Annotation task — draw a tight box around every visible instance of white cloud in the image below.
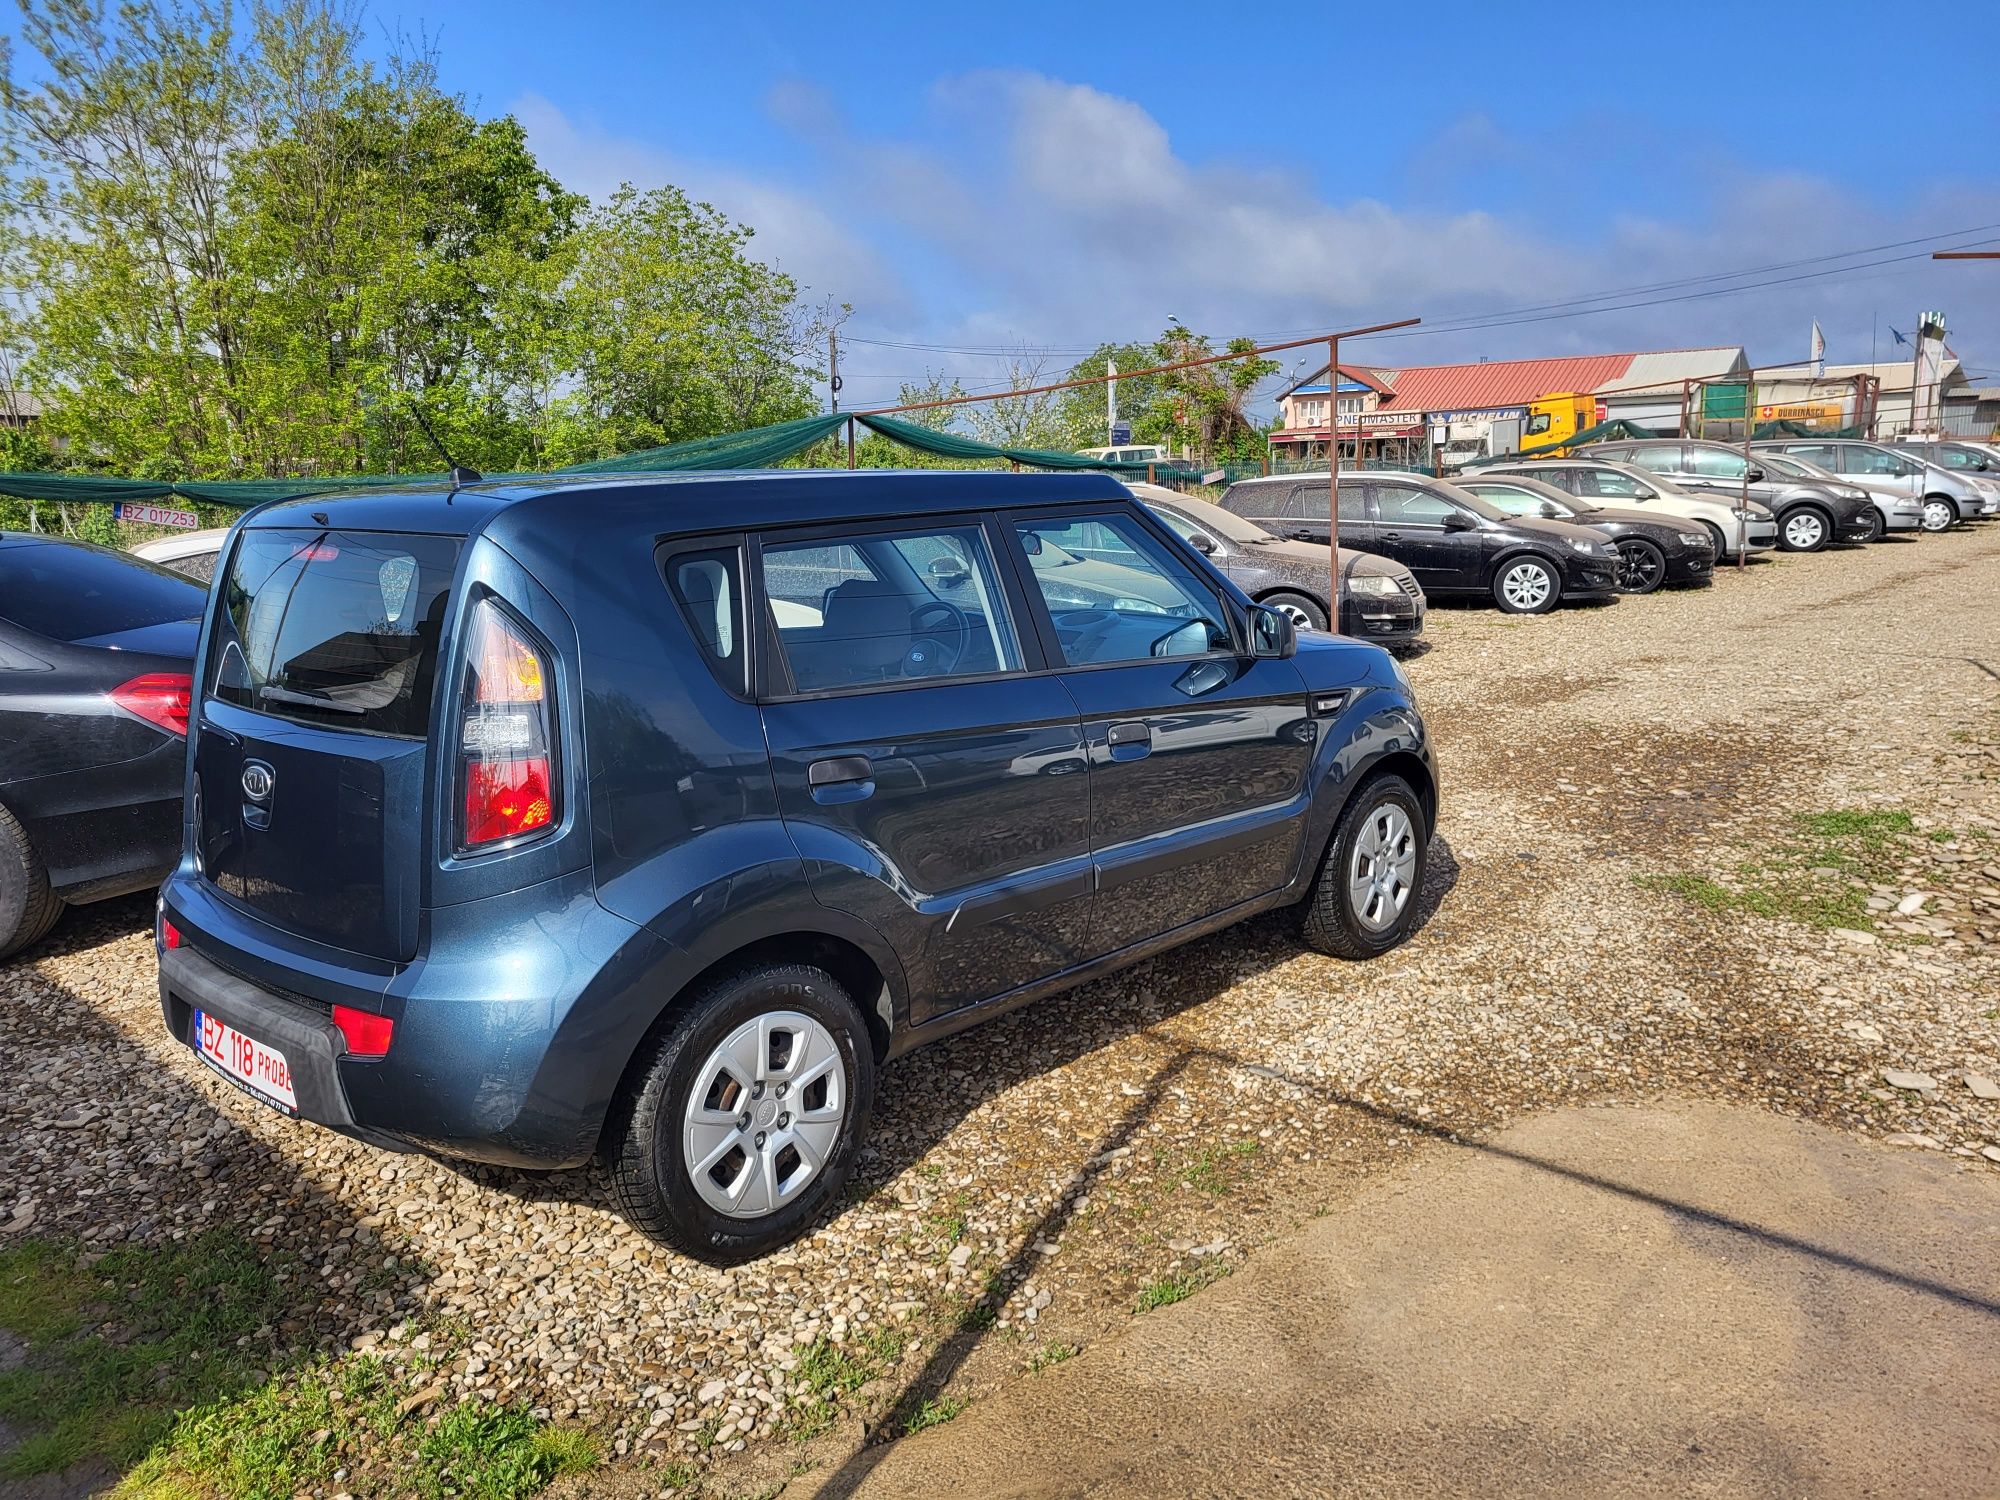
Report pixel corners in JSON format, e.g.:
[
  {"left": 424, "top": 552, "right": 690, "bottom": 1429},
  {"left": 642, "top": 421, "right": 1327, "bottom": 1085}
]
[
  {"left": 508, "top": 76, "right": 2000, "bottom": 404},
  {"left": 510, "top": 92, "right": 907, "bottom": 318}
]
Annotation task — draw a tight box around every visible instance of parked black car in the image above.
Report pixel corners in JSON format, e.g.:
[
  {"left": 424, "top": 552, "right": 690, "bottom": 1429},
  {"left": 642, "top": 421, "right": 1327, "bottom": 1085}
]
[
  {"left": 1129, "top": 485, "right": 1425, "bottom": 644},
  {"left": 1585, "top": 438, "right": 1876, "bottom": 551},
  {"left": 156, "top": 471, "right": 1436, "bottom": 1261},
  {"left": 1454, "top": 473, "right": 1714, "bottom": 593},
  {"left": 1215, "top": 471, "right": 1621, "bottom": 614},
  {"left": 0, "top": 533, "right": 204, "bottom": 957}
]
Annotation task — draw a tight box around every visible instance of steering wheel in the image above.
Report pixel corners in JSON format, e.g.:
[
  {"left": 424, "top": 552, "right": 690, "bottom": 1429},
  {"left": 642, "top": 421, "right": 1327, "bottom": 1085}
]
[{"left": 906, "top": 599, "right": 970, "bottom": 677}]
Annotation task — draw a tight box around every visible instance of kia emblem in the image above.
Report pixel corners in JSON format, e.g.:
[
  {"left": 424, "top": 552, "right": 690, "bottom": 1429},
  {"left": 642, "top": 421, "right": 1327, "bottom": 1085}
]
[{"left": 241, "top": 761, "right": 275, "bottom": 802}]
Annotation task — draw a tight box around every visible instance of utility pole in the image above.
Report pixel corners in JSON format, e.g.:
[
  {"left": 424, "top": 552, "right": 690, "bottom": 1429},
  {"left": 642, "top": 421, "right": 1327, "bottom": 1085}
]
[
  {"left": 1738, "top": 374, "right": 1756, "bottom": 571},
  {"left": 828, "top": 330, "right": 841, "bottom": 413},
  {"left": 1327, "top": 339, "right": 1342, "bottom": 634},
  {"left": 1107, "top": 357, "right": 1117, "bottom": 446}
]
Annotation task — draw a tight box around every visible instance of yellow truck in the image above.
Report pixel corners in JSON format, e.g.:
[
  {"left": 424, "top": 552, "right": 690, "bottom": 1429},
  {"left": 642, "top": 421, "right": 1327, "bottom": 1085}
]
[{"left": 1520, "top": 392, "right": 1596, "bottom": 453}]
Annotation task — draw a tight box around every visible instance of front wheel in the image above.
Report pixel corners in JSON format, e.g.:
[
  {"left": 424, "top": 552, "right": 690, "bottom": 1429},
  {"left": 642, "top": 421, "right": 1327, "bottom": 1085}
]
[
  {"left": 1301, "top": 774, "right": 1430, "bottom": 959},
  {"left": 1261, "top": 590, "right": 1328, "bottom": 633},
  {"left": 1612, "top": 537, "right": 1666, "bottom": 594},
  {"left": 1779, "top": 507, "right": 1830, "bottom": 552},
  {"left": 607, "top": 963, "right": 874, "bottom": 1264},
  {"left": 1854, "top": 507, "right": 1885, "bottom": 543},
  {"left": 1920, "top": 497, "right": 1957, "bottom": 532},
  {"left": 1492, "top": 556, "right": 1560, "bottom": 614}
]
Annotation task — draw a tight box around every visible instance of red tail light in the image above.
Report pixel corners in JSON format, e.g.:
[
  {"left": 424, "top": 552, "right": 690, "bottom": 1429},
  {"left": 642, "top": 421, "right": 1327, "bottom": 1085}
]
[
  {"left": 457, "top": 600, "right": 558, "bottom": 851},
  {"left": 332, "top": 1004, "right": 394, "bottom": 1059},
  {"left": 463, "top": 757, "right": 554, "bottom": 844},
  {"left": 159, "top": 917, "right": 181, "bottom": 950},
  {"left": 110, "top": 672, "right": 193, "bottom": 737}
]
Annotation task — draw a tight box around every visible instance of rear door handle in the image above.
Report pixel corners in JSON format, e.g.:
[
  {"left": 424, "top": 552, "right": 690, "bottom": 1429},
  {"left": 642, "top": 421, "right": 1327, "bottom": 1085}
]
[
  {"left": 807, "top": 755, "right": 875, "bottom": 803},
  {"left": 1106, "top": 720, "right": 1152, "bottom": 761}
]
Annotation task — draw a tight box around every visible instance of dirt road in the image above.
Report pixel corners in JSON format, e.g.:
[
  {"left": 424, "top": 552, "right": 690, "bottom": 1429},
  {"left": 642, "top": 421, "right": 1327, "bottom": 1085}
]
[{"left": 828, "top": 1102, "right": 2000, "bottom": 1499}]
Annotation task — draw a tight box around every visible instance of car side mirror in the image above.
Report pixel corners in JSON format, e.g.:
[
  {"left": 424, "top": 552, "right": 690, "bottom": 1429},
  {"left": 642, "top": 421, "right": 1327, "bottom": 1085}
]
[
  {"left": 1188, "top": 532, "right": 1216, "bottom": 555},
  {"left": 1248, "top": 603, "right": 1297, "bottom": 658},
  {"left": 1442, "top": 511, "right": 1475, "bottom": 531},
  {"left": 1745, "top": 466, "right": 1765, "bottom": 483},
  {"left": 928, "top": 554, "right": 969, "bottom": 584}
]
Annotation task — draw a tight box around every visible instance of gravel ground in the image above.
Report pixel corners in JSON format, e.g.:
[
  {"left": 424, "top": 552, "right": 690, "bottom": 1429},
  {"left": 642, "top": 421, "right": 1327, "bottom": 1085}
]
[{"left": 4, "top": 523, "right": 1998, "bottom": 1498}]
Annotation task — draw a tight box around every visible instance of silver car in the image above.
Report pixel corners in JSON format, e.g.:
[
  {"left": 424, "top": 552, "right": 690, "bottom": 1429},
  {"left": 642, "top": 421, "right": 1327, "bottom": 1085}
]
[
  {"left": 1747, "top": 449, "right": 1922, "bottom": 538},
  {"left": 1896, "top": 441, "right": 2000, "bottom": 521},
  {"left": 1754, "top": 438, "right": 1998, "bottom": 531},
  {"left": 1478, "top": 456, "right": 1778, "bottom": 561}
]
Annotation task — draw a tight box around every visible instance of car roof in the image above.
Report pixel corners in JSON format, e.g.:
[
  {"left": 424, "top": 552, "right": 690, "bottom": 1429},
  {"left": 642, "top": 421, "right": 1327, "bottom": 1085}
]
[
  {"left": 239, "top": 468, "right": 1138, "bottom": 543},
  {"left": 1459, "top": 472, "right": 1575, "bottom": 500}
]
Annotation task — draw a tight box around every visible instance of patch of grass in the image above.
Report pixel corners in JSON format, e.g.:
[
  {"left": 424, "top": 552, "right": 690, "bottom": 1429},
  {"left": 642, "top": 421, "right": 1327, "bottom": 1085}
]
[
  {"left": 1133, "top": 1262, "right": 1228, "bottom": 1314},
  {"left": 0, "top": 1229, "right": 299, "bottom": 1479},
  {"left": 902, "top": 1395, "right": 968, "bottom": 1434},
  {"left": 411, "top": 1402, "right": 600, "bottom": 1500},
  {"left": 1028, "top": 1342, "right": 1078, "bottom": 1373},
  {"left": 1635, "top": 807, "right": 1928, "bottom": 933},
  {"left": 1176, "top": 1139, "right": 1261, "bottom": 1195},
  {"left": 782, "top": 1328, "right": 908, "bottom": 1442}
]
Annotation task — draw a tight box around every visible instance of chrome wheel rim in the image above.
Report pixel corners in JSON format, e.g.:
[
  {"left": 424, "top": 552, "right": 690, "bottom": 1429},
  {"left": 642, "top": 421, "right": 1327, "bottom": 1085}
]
[
  {"left": 1501, "top": 562, "right": 1552, "bottom": 611},
  {"left": 1783, "top": 513, "right": 1824, "bottom": 549},
  {"left": 1614, "top": 541, "right": 1662, "bottom": 592},
  {"left": 683, "top": 1010, "right": 845, "bottom": 1219},
  {"left": 1272, "top": 599, "right": 1317, "bottom": 630},
  {"left": 1348, "top": 802, "right": 1418, "bottom": 932},
  {"left": 1921, "top": 500, "right": 1952, "bottom": 531}
]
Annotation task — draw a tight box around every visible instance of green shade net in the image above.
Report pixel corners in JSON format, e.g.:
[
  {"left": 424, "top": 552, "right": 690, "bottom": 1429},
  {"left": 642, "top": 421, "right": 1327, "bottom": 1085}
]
[
  {"left": 0, "top": 407, "right": 1171, "bottom": 511},
  {"left": 1457, "top": 417, "right": 1656, "bottom": 470}
]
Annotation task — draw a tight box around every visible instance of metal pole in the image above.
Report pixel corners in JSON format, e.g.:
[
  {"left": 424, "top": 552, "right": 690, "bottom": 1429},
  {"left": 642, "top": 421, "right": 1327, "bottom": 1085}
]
[
  {"left": 1737, "top": 374, "right": 1755, "bottom": 570},
  {"left": 1328, "top": 337, "right": 1341, "bottom": 635},
  {"left": 829, "top": 330, "right": 840, "bottom": 413},
  {"left": 1107, "top": 358, "right": 1117, "bottom": 446},
  {"left": 846, "top": 416, "right": 856, "bottom": 470}
]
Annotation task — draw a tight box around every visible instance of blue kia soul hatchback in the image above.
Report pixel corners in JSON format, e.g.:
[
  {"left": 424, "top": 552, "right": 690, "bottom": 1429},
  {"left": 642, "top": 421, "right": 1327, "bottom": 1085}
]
[{"left": 158, "top": 470, "right": 1435, "bottom": 1262}]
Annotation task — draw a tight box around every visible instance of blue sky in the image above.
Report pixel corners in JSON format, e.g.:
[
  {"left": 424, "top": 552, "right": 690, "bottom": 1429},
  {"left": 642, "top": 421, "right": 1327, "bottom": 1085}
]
[{"left": 29, "top": 1, "right": 2000, "bottom": 404}]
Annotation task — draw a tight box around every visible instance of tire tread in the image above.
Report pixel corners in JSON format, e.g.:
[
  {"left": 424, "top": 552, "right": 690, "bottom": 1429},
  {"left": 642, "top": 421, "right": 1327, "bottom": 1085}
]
[{"left": 0, "top": 802, "right": 64, "bottom": 961}]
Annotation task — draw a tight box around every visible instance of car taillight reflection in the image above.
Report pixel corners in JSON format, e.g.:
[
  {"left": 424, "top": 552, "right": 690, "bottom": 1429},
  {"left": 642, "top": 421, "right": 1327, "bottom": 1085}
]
[{"left": 109, "top": 672, "right": 193, "bottom": 737}]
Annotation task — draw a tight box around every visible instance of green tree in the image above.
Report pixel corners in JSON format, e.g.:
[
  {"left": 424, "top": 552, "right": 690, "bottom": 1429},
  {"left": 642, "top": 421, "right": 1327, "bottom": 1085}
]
[{"left": 540, "top": 184, "right": 841, "bottom": 466}]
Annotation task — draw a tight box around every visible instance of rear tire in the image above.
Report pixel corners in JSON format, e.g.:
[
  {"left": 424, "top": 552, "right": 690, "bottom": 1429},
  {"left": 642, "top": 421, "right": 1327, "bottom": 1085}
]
[
  {"left": 1612, "top": 537, "right": 1666, "bottom": 594},
  {"left": 1302, "top": 774, "right": 1430, "bottom": 960},
  {"left": 1262, "top": 590, "right": 1328, "bottom": 632},
  {"left": 0, "top": 803, "right": 63, "bottom": 962},
  {"left": 606, "top": 963, "right": 874, "bottom": 1264},
  {"left": 1491, "top": 556, "right": 1560, "bottom": 614}
]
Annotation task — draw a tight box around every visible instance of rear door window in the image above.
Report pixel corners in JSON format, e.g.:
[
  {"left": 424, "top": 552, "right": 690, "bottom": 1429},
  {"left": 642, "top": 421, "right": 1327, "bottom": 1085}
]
[
  {"left": 209, "top": 529, "right": 460, "bottom": 737},
  {"left": 1373, "top": 485, "right": 1457, "bottom": 525},
  {"left": 0, "top": 539, "right": 206, "bottom": 643},
  {"left": 1625, "top": 447, "right": 1686, "bottom": 476}
]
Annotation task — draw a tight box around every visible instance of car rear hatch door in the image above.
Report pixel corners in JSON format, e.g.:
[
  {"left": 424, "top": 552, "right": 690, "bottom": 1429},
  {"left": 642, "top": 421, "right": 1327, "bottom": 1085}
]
[{"left": 195, "top": 527, "right": 461, "bottom": 963}]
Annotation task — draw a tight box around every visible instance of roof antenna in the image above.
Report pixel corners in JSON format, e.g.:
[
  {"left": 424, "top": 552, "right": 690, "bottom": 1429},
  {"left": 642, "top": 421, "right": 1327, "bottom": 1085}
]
[{"left": 408, "top": 402, "right": 482, "bottom": 492}]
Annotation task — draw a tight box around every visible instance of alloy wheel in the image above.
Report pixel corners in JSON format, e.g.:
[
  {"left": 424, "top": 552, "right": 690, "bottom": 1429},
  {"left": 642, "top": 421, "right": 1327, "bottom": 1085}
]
[
  {"left": 682, "top": 1010, "right": 846, "bottom": 1218},
  {"left": 1613, "top": 540, "right": 1664, "bottom": 593},
  {"left": 1272, "top": 599, "right": 1316, "bottom": 629},
  {"left": 1499, "top": 561, "right": 1553, "bottom": 611},
  {"left": 1348, "top": 803, "right": 1418, "bottom": 932}
]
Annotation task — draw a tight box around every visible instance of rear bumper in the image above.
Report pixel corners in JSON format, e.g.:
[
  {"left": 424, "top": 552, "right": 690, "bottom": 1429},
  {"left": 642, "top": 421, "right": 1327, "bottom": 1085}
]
[
  {"left": 157, "top": 868, "right": 665, "bottom": 1171},
  {"left": 158, "top": 942, "right": 411, "bottom": 1154}
]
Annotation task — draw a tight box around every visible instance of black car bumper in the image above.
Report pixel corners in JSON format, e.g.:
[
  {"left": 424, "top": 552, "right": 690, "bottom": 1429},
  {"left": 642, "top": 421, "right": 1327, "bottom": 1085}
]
[
  {"left": 1340, "top": 596, "right": 1424, "bottom": 643},
  {"left": 1562, "top": 558, "right": 1621, "bottom": 599},
  {"left": 1665, "top": 550, "right": 1714, "bottom": 586}
]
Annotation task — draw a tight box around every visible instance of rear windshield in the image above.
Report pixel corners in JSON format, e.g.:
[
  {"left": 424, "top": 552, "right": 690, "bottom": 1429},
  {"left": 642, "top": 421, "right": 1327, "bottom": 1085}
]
[
  {"left": 0, "top": 538, "right": 206, "bottom": 643},
  {"left": 210, "top": 528, "right": 460, "bottom": 737}
]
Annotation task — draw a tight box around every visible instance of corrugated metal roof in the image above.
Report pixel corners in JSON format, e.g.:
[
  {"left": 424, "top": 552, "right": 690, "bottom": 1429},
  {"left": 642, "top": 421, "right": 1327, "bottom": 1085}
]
[
  {"left": 1364, "top": 353, "right": 1635, "bottom": 415},
  {"left": 1607, "top": 347, "right": 1746, "bottom": 397},
  {"left": 1758, "top": 358, "right": 1961, "bottom": 394}
]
